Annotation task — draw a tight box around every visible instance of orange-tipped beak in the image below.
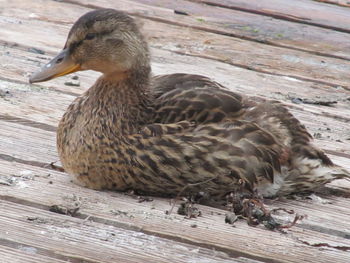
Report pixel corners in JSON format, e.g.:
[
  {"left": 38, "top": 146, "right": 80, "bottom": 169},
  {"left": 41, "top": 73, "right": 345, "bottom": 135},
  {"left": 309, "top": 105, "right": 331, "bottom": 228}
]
[{"left": 29, "top": 48, "right": 81, "bottom": 83}]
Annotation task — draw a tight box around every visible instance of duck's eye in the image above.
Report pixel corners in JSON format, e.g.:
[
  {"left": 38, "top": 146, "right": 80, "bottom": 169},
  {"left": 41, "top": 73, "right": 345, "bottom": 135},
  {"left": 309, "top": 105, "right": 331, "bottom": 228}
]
[{"left": 85, "top": 33, "right": 96, "bottom": 40}]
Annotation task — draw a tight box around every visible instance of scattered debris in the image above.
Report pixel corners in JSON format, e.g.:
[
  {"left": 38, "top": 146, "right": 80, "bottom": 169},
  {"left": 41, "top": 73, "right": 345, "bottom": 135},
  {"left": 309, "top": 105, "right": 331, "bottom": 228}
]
[
  {"left": 297, "top": 238, "right": 350, "bottom": 251},
  {"left": 123, "top": 189, "right": 154, "bottom": 203},
  {"left": 137, "top": 196, "right": 154, "bottom": 203},
  {"left": 110, "top": 209, "right": 134, "bottom": 219},
  {"left": 225, "top": 212, "right": 238, "bottom": 225},
  {"left": 48, "top": 161, "right": 65, "bottom": 172},
  {"left": 304, "top": 193, "right": 333, "bottom": 204},
  {"left": 0, "top": 172, "right": 38, "bottom": 187},
  {"left": 17, "top": 181, "right": 29, "bottom": 189},
  {"left": 49, "top": 195, "right": 81, "bottom": 216},
  {"left": 28, "top": 47, "right": 45, "bottom": 55},
  {"left": 27, "top": 216, "right": 47, "bottom": 224},
  {"left": 124, "top": 189, "right": 136, "bottom": 196},
  {"left": 271, "top": 208, "right": 294, "bottom": 214},
  {"left": 0, "top": 175, "right": 15, "bottom": 186},
  {"left": 166, "top": 175, "right": 218, "bottom": 215},
  {"left": 177, "top": 200, "right": 202, "bottom": 219},
  {"left": 290, "top": 96, "right": 337, "bottom": 106},
  {"left": 313, "top": 132, "right": 322, "bottom": 139},
  {"left": 277, "top": 214, "right": 305, "bottom": 229},
  {"left": 0, "top": 89, "right": 10, "bottom": 99},
  {"left": 174, "top": 10, "right": 189, "bottom": 15},
  {"left": 27, "top": 216, "right": 38, "bottom": 221},
  {"left": 49, "top": 204, "right": 80, "bottom": 216},
  {"left": 110, "top": 209, "right": 129, "bottom": 216},
  {"left": 18, "top": 245, "right": 37, "bottom": 255},
  {"left": 226, "top": 192, "right": 305, "bottom": 230},
  {"left": 64, "top": 80, "right": 80, "bottom": 87}
]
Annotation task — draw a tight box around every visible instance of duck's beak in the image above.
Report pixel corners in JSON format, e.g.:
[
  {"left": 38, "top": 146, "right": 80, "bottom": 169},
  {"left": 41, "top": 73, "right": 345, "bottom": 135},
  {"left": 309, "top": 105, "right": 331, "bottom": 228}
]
[{"left": 29, "top": 48, "right": 81, "bottom": 84}]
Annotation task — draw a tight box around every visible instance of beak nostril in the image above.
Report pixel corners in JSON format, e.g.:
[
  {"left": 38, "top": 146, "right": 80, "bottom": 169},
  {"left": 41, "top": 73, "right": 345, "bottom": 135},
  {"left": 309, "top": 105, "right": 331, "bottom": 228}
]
[
  {"left": 56, "top": 57, "right": 64, "bottom": 64},
  {"left": 28, "top": 48, "right": 80, "bottom": 83}
]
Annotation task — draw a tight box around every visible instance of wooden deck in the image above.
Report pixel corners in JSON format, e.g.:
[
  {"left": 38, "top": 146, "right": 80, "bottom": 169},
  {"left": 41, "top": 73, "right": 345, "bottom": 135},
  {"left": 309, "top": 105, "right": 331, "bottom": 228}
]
[{"left": 1, "top": 0, "right": 350, "bottom": 262}]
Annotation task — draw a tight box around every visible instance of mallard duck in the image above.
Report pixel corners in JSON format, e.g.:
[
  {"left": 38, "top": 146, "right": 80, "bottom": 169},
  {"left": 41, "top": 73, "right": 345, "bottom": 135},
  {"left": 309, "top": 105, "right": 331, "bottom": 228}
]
[{"left": 29, "top": 9, "right": 349, "bottom": 199}]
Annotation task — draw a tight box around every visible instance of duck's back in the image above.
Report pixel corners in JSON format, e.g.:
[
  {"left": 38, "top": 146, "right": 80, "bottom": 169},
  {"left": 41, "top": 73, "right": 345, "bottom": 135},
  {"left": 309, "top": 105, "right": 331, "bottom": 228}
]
[
  {"left": 151, "top": 74, "right": 348, "bottom": 196},
  {"left": 152, "top": 74, "right": 245, "bottom": 124}
]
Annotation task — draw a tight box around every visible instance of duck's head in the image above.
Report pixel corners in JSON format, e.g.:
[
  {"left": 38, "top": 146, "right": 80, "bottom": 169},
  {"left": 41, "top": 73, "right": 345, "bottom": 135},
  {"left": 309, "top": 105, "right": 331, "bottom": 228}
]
[{"left": 29, "top": 9, "right": 150, "bottom": 83}]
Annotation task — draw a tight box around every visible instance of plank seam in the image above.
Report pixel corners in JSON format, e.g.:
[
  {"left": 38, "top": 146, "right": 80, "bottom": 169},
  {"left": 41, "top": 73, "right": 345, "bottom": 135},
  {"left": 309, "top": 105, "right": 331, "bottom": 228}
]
[
  {"left": 0, "top": 195, "right": 281, "bottom": 263},
  {"left": 0, "top": 115, "right": 57, "bottom": 132},
  {"left": 0, "top": 75, "right": 80, "bottom": 97},
  {"left": 3, "top": 38, "right": 350, "bottom": 93},
  {"left": 58, "top": 0, "right": 350, "bottom": 63},
  {"left": 0, "top": 238, "right": 100, "bottom": 263},
  {"left": 313, "top": 0, "right": 350, "bottom": 8},
  {"left": 169, "top": 50, "right": 350, "bottom": 91},
  {"left": 194, "top": 0, "right": 350, "bottom": 34},
  {"left": 0, "top": 153, "right": 57, "bottom": 171}
]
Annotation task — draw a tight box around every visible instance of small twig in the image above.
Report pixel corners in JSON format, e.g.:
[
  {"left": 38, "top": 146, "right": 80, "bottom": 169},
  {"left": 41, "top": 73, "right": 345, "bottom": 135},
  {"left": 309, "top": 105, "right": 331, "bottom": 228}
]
[
  {"left": 296, "top": 238, "right": 350, "bottom": 251},
  {"left": 167, "top": 175, "right": 218, "bottom": 215},
  {"left": 277, "top": 214, "right": 305, "bottom": 229},
  {"left": 45, "top": 161, "right": 65, "bottom": 172},
  {"left": 271, "top": 208, "right": 295, "bottom": 214},
  {"left": 174, "top": 10, "right": 189, "bottom": 15}
]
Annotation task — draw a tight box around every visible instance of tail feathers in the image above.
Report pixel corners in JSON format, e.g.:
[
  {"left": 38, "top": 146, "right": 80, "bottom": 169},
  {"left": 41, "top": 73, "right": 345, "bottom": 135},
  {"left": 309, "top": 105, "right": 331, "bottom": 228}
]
[
  {"left": 330, "top": 165, "right": 350, "bottom": 180},
  {"left": 257, "top": 158, "right": 350, "bottom": 197}
]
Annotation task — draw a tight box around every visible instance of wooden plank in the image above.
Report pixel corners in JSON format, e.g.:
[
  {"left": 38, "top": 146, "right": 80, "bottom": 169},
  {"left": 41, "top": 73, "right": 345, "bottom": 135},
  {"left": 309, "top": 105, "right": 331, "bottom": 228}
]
[
  {"left": 0, "top": 0, "right": 348, "bottom": 167},
  {"left": 5, "top": 0, "right": 350, "bottom": 62},
  {"left": 0, "top": 121, "right": 58, "bottom": 166},
  {"left": 0, "top": 117, "right": 349, "bottom": 226},
  {"left": 132, "top": 0, "right": 350, "bottom": 60},
  {"left": 0, "top": 244, "right": 67, "bottom": 263},
  {"left": 0, "top": 1, "right": 349, "bottom": 262},
  {"left": 2, "top": 25, "right": 350, "bottom": 123},
  {"left": 0, "top": 159, "right": 350, "bottom": 263},
  {"left": 3, "top": 0, "right": 350, "bottom": 88},
  {"left": 2, "top": 53, "right": 350, "bottom": 159},
  {"left": 0, "top": 200, "right": 248, "bottom": 263},
  {"left": 1, "top": 77, "right": 350, "bottom": 164},
  {"left": 2, "top": 42, "right": 350, "bottom": 121},
  {"left": 3, "top": 42, "right": 350, "bottom": 130},
  {"left": 1, "top": 102, "right": 349, "bottom": 175},
  {"left": 192, "top": 0, "right": 350, "bottom": 33},
  {"left": 313, "top": 0, "right": 350, "bottom": 7}
]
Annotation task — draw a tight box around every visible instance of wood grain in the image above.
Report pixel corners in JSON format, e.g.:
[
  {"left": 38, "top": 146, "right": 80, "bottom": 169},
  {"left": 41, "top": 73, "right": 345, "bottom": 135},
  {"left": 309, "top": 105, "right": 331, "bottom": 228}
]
[
  {"left": 0, "top": 200, "right": 244, "bottom": 263},
  {"left": 1, "top": 159, "right": 350, "bottom": 263},
  {"left": 1, "top": 0, "right": 350, "bottom": 262},
  {"left": 133, "top": 0, "right": 350, "bottom": 60},
  {"left": 192, "top": 0, "right": 350, "bottom": 32},
  {"left": 3, "top": 0, "right": 350, "bottom": 88}
]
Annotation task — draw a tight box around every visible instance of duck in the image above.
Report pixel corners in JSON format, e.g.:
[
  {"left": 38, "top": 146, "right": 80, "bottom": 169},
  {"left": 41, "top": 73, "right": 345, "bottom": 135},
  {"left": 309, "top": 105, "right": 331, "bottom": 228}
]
[{"left": 29, "top": 8, "right": 349, "bottom": 199}]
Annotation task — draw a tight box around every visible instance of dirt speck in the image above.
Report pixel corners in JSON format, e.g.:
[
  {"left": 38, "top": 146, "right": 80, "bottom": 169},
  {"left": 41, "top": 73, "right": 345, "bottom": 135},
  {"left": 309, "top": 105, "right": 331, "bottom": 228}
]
[{"left": 49, "top": 204, "right": 80, "bottom": 216}]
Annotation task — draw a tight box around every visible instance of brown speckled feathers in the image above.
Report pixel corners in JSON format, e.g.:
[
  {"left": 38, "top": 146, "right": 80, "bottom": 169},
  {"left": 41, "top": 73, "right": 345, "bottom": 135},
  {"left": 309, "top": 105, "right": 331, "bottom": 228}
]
[{"left": 30, "top": 9, "right": 350, "bottom": 199}]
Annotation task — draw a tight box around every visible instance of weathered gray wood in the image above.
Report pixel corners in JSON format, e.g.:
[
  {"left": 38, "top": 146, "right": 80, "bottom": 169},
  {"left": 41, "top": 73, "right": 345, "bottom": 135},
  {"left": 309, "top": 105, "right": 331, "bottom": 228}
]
[
  {"left": 3, "top": 44, "right": 350, "bottom": 122},
  {"left": 1, "top": 0, "right": 350, "bottom": 262},
  {"left": 0, "top": 94, "right": 349, "bottom": 167},
  {"left": 0, "top": 159, "right": 350, "bottom": 263},
  {"left": 192, "top": 0, "right": 350, "bottom": 32},
  {"left": 2, "top": 0, "right": 350, "bottom": 88},
  {"left": 133, "top": 0, "right": 350, "bottom": 60},
  {"left": 0, "top": 200, "right": 247, "bottom": 263},
  {"left": 312, "top": 0, "right": 350, "bottom": 7},
  {"left": 0, "top": 245, "right": 67, "bottom": 263}
]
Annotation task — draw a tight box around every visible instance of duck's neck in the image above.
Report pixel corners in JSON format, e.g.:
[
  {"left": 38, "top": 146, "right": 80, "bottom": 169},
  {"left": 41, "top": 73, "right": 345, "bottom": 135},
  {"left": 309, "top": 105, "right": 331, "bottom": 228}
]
[{"left": 87, "top": 66, "right": 152, "bottom": 135}]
